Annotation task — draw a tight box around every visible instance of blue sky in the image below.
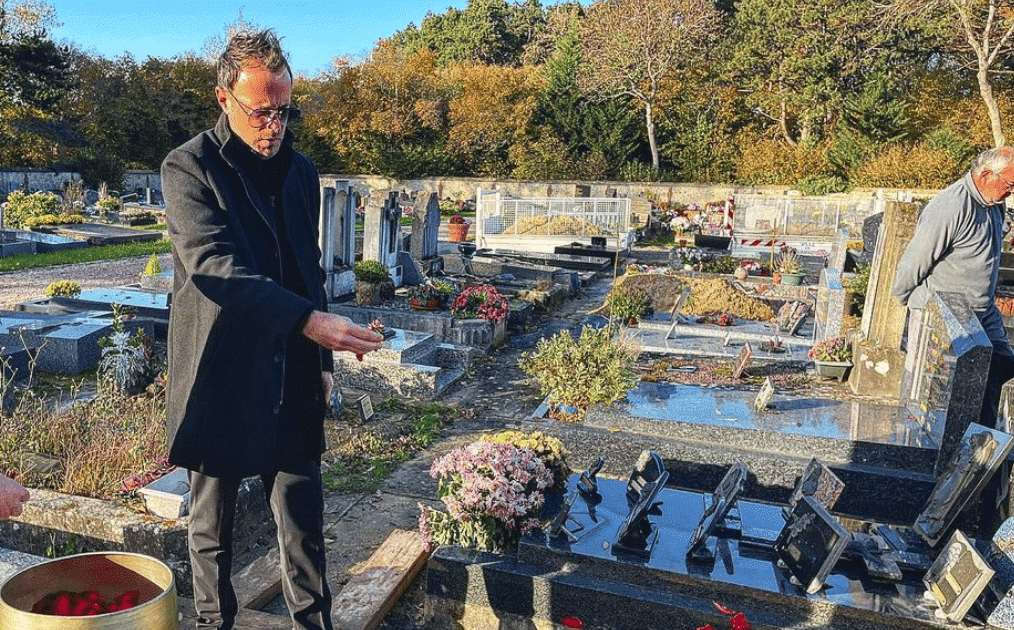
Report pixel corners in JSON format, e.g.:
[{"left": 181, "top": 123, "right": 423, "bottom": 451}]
[{"left": 48, "top": 0, "right": 471, "bottom": 76}]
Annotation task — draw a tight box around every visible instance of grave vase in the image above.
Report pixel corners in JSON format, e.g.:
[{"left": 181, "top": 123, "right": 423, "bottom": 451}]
[
  {"left": 813, "top": 359, "right": 852, "bottom": 382},
  {"left": 780, "top": 272, "right": 805, "bottom": 286},
  {"left": 448, "top": 223, "right": 470, "bottom": 242}
]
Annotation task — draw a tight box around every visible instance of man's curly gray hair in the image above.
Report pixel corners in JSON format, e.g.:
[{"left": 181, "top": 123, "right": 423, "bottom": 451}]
[
  {"left": 217, "top": 29, "right": 291, "bottom": 89},
  {"left": 972, "top": 147, "right": 1014, "bottom": 178}
]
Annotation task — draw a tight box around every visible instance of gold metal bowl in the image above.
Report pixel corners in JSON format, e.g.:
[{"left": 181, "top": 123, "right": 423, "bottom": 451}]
[{"left": 0, "top": 551, "right": 177, "bottom": 629}]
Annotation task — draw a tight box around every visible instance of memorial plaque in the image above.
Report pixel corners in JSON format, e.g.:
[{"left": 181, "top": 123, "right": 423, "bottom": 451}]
[
  {"left": 357, "top": 394, "right": 374, "bottom": 422},
  {"left": 754, "top": 377, "right": 775, "bottom": 412},
  {"left": 785, "top": 458, "right": 845, "bottom": 516},
  {"left": 732, "top": 342, "right": 753, "bottom": 380},
  {"left": 924, "top": 529, "right": 994, "bottom": 623},
  {"left": 687, "top": 463, "right": 748, "bottom": 560},
  {"left": 914, "top": 423, "right": 1014, "bottom": 546},
  {"left": 578, "top": 455, "right": 605, "bottom": 496},
  {"left": 774, "top": 496, "right": 850, "bottom": 594}
]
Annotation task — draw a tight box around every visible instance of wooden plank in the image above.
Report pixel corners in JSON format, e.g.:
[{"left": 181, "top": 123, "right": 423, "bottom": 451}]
[
  {"left": 233, "top": 545, "right": 283, "bottom": 611},
  {"left": 333, "top": 528, "right": 432, "bottom": 630}
]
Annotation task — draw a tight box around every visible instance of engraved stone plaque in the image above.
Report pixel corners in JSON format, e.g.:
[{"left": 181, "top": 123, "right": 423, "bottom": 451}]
[
  {"left": 924, "top": 529, "right": 994, "bottom": 623},
  {"left": 774, "top": 496, "right": 851, "bottom": 594}
]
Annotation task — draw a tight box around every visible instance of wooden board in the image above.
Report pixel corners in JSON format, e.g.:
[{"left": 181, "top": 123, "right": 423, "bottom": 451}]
[
  {"left": 233, "top": 545, "right": 282, "bottom": 611},
  {"left": 333, "top": 528, "right": 431, "bottom": 630}
]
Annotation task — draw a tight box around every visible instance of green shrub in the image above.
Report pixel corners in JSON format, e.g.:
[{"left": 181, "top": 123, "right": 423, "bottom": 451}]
[
  {"left": 353, "top": 259, "right": 391, "bottom": 283},
  {"left": 22, "top": 213, "right": 84, "bottom": 227},
  {"left": 519, "top": 325, "right": 639, "bottom": 417},
  {"left": 4, "top": 190, "right": 60, "bottom": 228},
  {"left": 605, "top": 287, "right": 651, "bottom": 321},
  {"left": 45, "top": 280, "right": 81, "bottom": 298}
]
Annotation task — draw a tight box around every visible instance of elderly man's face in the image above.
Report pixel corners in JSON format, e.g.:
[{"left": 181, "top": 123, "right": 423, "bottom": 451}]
[{"left": 215, "top": 63, "right": 292, "bottom": 159}]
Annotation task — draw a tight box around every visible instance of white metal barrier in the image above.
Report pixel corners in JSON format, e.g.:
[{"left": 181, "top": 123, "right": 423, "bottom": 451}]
[{"left": 475, "top": 188, "right": 634, "bottom": 252}]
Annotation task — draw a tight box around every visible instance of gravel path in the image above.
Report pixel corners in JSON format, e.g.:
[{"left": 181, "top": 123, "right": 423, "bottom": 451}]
[{"left": 0, "top": 253, "right": 173, "bottom": 310}]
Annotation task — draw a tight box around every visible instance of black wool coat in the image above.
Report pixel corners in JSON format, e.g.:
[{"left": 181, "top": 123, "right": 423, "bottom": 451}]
[{"left": 161, "top": 114, "right": 333, "bottom": 479}]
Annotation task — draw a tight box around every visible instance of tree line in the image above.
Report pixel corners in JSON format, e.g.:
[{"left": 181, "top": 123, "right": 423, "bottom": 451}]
[{"left": 2, "top": 0, "right": 1012, "bottom": 193}]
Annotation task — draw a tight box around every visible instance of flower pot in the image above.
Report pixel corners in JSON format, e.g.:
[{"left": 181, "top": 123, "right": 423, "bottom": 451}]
[
  {"left": 410, "top": 297, "right": 440, "bottom": 311},
  {"left": 448, "top": 223, "right": 470, "bottom": 242},
  {"left": 355, "top": 280, "right": 393, "bottom": 306},
  {"left": 780, "top": 272, "right": 805, "bottom": 286},
  {"left": 814, "top": 360, "right": 852, "bottom": 382}
]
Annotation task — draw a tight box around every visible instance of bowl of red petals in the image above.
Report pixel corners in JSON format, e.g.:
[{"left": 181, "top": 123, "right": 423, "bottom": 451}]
[{"left": 0, "top": 551, "right": 176, "bottom": 628}]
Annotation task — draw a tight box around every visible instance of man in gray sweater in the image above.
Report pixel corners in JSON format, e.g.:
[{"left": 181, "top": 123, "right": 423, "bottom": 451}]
[
  {"left": 893, "top": 147, "right": 1014, "bottom": 535},
  {"left": 893, "top": 146, "right": 1014, "bottom": 430}
]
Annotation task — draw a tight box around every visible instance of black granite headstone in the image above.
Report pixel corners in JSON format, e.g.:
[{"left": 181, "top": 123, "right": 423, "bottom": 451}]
[
  {"left": 785, "top": 458, "right": 845, "bottom": 517},
  {"left": 687, "top": 463, "right": 748, "bottom": 561},
  {"left": 914, "top": 424, "right": 1013, "bottom": 546},
  {"left": 862, "top": 212, "right": 883, "bottom": 254},
  {"left": 626, "top": 450, "right": 666, "bottom": 508}
]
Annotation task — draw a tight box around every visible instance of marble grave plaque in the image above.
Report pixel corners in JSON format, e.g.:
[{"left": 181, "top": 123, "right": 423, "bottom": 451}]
[
  {"left": 924, "top": 529, "right": 994, "bottom": 623},
  {"left": 754, "top": 377, "right": 775, "bottom": 412}
]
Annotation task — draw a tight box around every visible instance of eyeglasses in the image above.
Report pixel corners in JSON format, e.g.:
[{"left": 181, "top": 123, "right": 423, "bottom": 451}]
[{"left": 225, "top": 87, "right": 301, "bottom": 129}]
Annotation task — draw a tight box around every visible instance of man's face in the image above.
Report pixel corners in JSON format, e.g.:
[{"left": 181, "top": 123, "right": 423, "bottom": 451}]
[{"left": 215, "top": 63, "right": 292, "bottom": 159}]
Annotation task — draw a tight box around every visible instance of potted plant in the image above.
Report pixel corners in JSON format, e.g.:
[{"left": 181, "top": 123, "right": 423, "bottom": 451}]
[
  {"left": 808, "top": 336, "right": 853, "bottom": 381},
  {"left": 406, "top": 281, "right": 448, "bottom": 310},
  {"left": 417, "top": 439, "right": 554, "bottom": 552},
  {"left": 447, "top": 214, "right": 470, "bottom": 242},
  {"left": 775, "top": 248, "right": 805, "bottom": 286},
  {"left": 450, "top": 284, "right": 509, "bottom": 324},
  {"left": 353, "top": 260, "right": 394, "bottom": 306}
]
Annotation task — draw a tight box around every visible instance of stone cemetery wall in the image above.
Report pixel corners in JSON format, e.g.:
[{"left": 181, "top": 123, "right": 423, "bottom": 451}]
[{"left": 0, "top": 169, "right": 80, "bottom": 196}]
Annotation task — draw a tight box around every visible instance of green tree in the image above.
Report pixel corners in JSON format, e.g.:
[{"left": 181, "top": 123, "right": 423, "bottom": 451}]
[{"left": 578, "top": 0, "right": 722, "bottom": 171}]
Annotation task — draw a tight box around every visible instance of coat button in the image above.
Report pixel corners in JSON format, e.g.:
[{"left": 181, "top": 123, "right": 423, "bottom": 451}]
[
  {"left": 273, "top": 404, "right": 281, "bottom": 415},
  {"left": 274, "top": 352, "right": 283, "bottom": 363}
]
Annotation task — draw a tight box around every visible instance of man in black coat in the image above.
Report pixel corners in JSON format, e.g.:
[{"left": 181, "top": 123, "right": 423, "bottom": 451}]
[{"left": 162, "top": 29, "right": 382, "bottom": 630}]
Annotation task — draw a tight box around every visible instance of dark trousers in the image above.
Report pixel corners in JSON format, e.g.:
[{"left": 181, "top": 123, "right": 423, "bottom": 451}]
[{"left": 188, "top": 462, "right": 332, "bottom": 630}]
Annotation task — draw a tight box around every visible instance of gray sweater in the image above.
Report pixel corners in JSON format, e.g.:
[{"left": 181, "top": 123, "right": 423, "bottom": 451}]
[{"left": 892, "top": 172, "right": 1011, "bottom": 353}]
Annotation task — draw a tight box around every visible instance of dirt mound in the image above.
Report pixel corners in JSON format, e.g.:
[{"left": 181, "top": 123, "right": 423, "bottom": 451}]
[{"left": 616, "top": 274, "right": 775, "bottom": 321}]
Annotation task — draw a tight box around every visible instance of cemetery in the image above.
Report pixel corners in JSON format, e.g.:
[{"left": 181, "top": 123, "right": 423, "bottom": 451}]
[{"left": 2, "top": 179, "right": 1014, "bottom": 630}]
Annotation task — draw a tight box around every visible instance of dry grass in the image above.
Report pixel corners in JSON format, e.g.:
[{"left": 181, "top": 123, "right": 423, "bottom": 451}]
[{"left": 613, "top": 274, "right": 776, "bottom": 321}]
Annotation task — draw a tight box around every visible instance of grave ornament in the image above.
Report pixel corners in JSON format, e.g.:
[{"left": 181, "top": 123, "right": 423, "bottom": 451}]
[
  {"left": 548, "top": 490, "right": 584, "bottom": 543},
  {"left": 784, "top": 458, "right": 845, "bottom": 519},
  {"left": 578, "top": 455, "right": 605, "bottom": 496},
  {"left": 686, "top": 462, "right": 748, "bottom": 562},
  {"left": 754, "top": 377, "right": 775, "bottom": 413},
  {"left": 626, "top": 450, "right": 666, "bottom": 508},
  {"left": 914, "top": 424, "right": 1013, "bottom": 546},
  {"left": 774, "top": 496, "right": 851, "bottom": 594},
  {"left": 923, "top": 529, "right": 994, "bottom": 623},
  {"left": 613, "top": 469, "right": 669, "bottom": 559},
  {"left": 732, "top": 342, "right": 753, "bottom": 380}
]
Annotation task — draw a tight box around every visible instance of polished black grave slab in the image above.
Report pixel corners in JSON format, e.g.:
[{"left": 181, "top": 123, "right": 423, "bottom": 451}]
[{"left": 427, "top": 475, "right": 957, "bottom": 630}]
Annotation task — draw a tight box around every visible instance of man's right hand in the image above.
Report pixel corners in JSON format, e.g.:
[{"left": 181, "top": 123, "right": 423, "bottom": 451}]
[{"left": 301, "top": 311, "right": 383, "bottom": 356}]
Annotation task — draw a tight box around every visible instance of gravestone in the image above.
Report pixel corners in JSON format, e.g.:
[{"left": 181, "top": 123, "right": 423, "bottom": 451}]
[
  {"left": 815, "top": 268, "right": 850, "bottom": 341},
  {"left": 774, "top": 496, "right": 851, "bottom": 594},
  {"left": 862, "top": 212, "right": 883, "bottom": 255},
  {"left": 850, "top": 201, "right": 920, "bottom": 400},
  {"left": 900, "top": 291, "right": 996, "bottom": 477},
  {"left": 363, "top": 191, "right": 403, "bottom": 288},
  {"left": 913, "top": 423, "right": 1013, "bottom": 546},
  {"left": 924, "top": 529, "right": 994, "bottom": 623},
  {"left": 408, "top": 191, "right": 441, "bottom": 266},
  {"left": 318, "top": 180, "right": 356, "bottom": 300}
]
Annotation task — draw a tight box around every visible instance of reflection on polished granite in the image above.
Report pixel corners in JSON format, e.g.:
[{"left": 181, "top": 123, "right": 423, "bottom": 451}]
[
  {"left": 592, "top": 381, "right": 943, "bottom": 450},
  {"left": 519, "top": 476, "right": 941, "bottom": 626}
]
